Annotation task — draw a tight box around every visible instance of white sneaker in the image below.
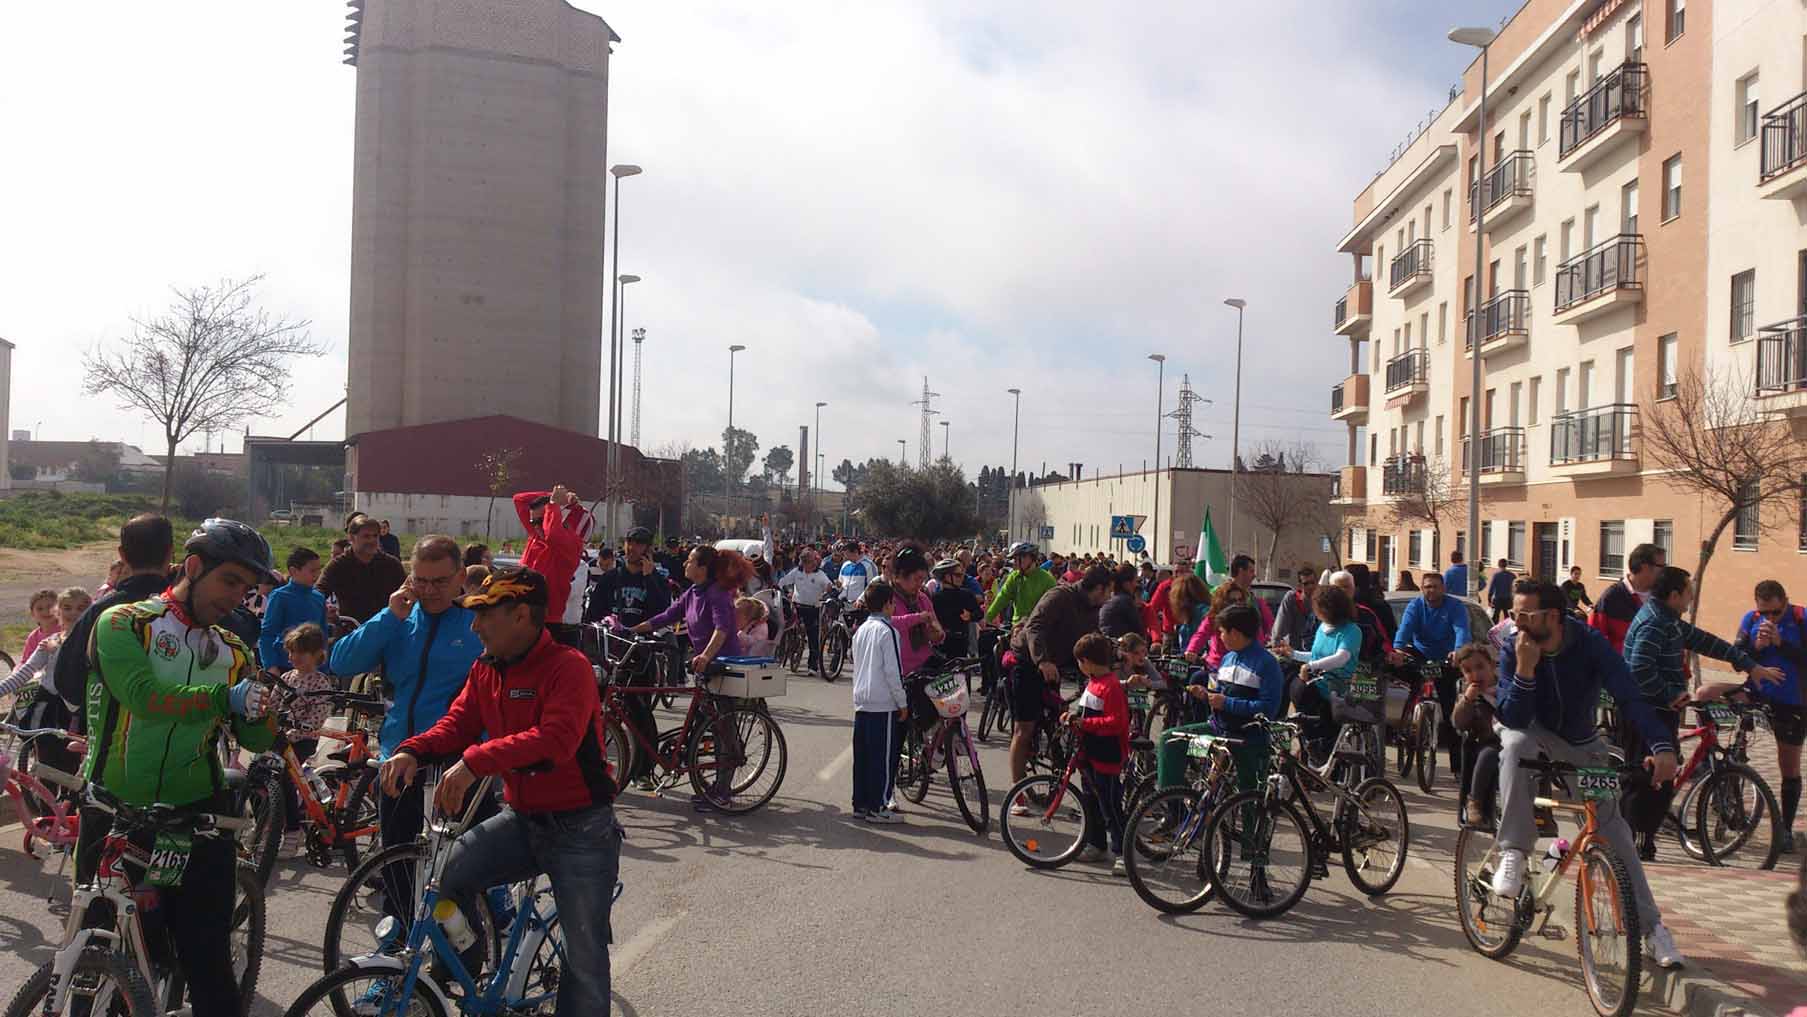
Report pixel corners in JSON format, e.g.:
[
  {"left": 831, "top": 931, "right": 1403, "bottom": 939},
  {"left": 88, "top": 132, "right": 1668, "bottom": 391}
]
[
  {"left": 1490, "top": 848, "right": 1527, "bottom": 899},
  {"left": 1111, "top": 857, "right": 1128, "bottom": 877},
  {"left": 1645, "top": 922, "right": 1684, "bottom": 969},
  {"left": 282, "top": 830, "right": 303, "bottom": 859},
  {"left": 1077, "top": 845, "right": 1106, "bottom": 863},
  {"left": 1009, "top": 803, "right": 1033, "bottom": 817},
  {"left": 864, "top": 808, "right": 903, "bottom": 825}
]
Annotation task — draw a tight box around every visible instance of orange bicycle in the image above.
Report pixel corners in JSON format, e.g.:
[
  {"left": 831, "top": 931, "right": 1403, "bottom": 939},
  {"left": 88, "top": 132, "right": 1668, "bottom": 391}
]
[{"left": 1455, "top": 758, "right": 1646, "bottom": 1017}]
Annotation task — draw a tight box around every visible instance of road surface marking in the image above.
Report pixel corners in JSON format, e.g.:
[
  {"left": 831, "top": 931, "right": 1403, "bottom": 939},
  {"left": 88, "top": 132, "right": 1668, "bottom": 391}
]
[
  {"left": 613, "top": 913, "right": 681, "bottom": 975},
  {"left": 815, "top": 744, "right": 853, "bottom": 783}
]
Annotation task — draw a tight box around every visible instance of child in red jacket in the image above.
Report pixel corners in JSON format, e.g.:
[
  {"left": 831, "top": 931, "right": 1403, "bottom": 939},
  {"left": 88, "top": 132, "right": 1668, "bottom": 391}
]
[{"left": 1070, "top": 632, "right": 1131, "bottom": 873}]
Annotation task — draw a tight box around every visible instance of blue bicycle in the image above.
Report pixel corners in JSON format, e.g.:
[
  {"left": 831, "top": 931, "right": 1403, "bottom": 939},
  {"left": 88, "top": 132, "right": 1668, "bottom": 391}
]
[{"left": 283, "top": 767, "right": 622, "bottom": 1017}]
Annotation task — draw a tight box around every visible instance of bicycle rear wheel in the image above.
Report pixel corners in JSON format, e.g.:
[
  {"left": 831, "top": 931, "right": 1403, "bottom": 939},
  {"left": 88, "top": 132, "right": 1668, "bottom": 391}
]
[
  {"left": 822, "top": 628, "right": 847, "bottom": 681},
  {"left": 1453, "top": 825, "right": 1523, "bottom": 959},
  {"left": 1695, "top": 763, "right": 1782, "bottom": 870},
  {"left": 1341, "top": 777, "right": 1409, "bottom": 896},
  {"left": 603, "top": 717, "right": 636, "bottom": 790},
  {"left": 945, "top": 725, "right": 989, "bottom": 835},
  {"left": 235, "top": 765, "right": 285, "bottom": 887},
  {"left": 1575, "top": 840, "right": 1642, "bottom": 1017},
  {"left": 999, "top": 774, "right": 1090, "bottom": 869},
  {"left": 898, "top": 725, "right": 930, "bottom": 805},
  {"left": 687, "top": 705, "right": 787, "bottom": 814},
  {"left": 1414, "top": 705, "right": 1439, "bottom": 794},
  {"left": 1123, "top": 787, "right": 1215, "bottom": 913},
  {"left": 281, "top": 963, "right": 450, "bottom": 1017},
  {"left": 1204, "top": 790, "right": 1313, "bottom": 919},
  {"left": 3, "top": 950, "right": 158, "bottom": 1017}
]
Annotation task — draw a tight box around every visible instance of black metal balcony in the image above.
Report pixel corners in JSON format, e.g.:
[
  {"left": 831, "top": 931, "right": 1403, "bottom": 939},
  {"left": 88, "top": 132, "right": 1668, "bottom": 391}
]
[
  {"left": 1461, "top": 427, "right": 1525, "bottom": 475},
  {"left": 1550, "top": 403, "right": 1637, "bottom": 464},
  {"left": 1760, "top": 91, "right": 1807, "bottom": 184},
  {"left": 1334, "top": 295, "right": 1348, "bottom": 330},
  {"left": 1554, "top": 235, "right": 1643, "bottom": 312},
  {"left": 1559, "top": 62, "right": 1648, "bottom": 159},
  {"left": 1384, "top": 348, "right": 1428, "bottom": 392},
  {"left": 1381, "top": 455, "right": 1426, "bottom": 495},
  {"left": 1469, "top": 150, "right": 1535, "bottom": 220},
  {"left": 1388, "top": 238, "right": 1433, "bottom": 291},
  {"left": 1465, "top": 289, "right": 1529, "bottom": 348},
  {"left": 1330, "top": 382, "right": 1345, "bottom": 415},
  {"left": 1757, "top": 316, "right": 1807, "bottom": 394}
]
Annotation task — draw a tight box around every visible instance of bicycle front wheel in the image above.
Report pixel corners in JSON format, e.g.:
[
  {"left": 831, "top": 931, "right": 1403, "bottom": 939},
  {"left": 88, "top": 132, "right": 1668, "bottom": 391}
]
[
  {"left": 944, "top": 725, "right": 989, "bottom": 835},
  {"left": 899, "top": 725, "right": 930, "bottom": 805},
  {"left": 1453, "top": 825, "right": 1523, "bottom": 959},
  {"left": 281, "top": 962, "right": 449, "bottom": 1017},
  {"left": 999, "top": 774, "right": 1090, "bottom": 869},
  {"left": 236, "top": 765, "right": 286, "bottom": 887},
  {"left": 3, "top": 950, "right": 158, "bottom": 1017},
  {"left": 687, "top": 705, "right": 788, "bottom": 814},
  {"left": 1123, "top": 787, "right": 1215, "bottom": 913},
  {"left": 822, "top": 629, "right": 847, "bottom": 681},
  {"left": 1341, "top": 777, "right": 1409, "bottom": 896},
  {"left": 604, "top": 717, "right": 636, "bottom": 791},
  {"left": 1575, "top": 840, "right": 1642, "bottom": 1017},
  {"left": 1695, "top": 763, "right": 1782, "bottom": 870},
  {"left": 1204, "top": 790, "right": 1313, "bottom": 919},
  {"left": 1414, "top": 705, "right": 1439, "bottom": 793},
  {"left": 324, "top": 842, "right": 499, "bottom": 977}
]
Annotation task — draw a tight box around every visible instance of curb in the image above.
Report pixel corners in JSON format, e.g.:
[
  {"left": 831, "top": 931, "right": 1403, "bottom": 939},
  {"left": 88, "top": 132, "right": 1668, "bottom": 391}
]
[{"left": 1649, "top": 962, "right": 1785, "bottom": 1017}]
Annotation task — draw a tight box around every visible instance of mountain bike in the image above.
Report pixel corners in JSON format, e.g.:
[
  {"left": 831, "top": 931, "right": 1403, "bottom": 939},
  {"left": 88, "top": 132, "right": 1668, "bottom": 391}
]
[
  {"left": 1201, "top": 715, "right": 1410, "bottom": 919},
  {"left": 3, "top": 765, "right": 264, "bottom": 1017},
  {"left": 974, "top": 634, "right": 1016, "bottom": 743},
  {"left": 1668, "top": 698, "right": 1781, "bottom": 869},
  {"left": 896, "top": 659, "right": 989, "bottom": 834},
  {"left": 1387, "top": 655, "right": 1445, "bottom": 794},
  {"left": 1122, "top": 729, "right": 1242, "bottom": 913},
  {"left": 1454, "top": 760, "right": 1647, "bottom": 1017},
  {"left": 818, "top": 590, "right": 853, "bottom": 682}
]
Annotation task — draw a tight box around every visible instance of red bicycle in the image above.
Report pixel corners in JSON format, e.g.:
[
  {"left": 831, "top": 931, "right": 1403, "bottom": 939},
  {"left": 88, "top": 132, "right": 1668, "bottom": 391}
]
[{"left": 1659, "top": 698, "right": 1781, "bottom": 869}]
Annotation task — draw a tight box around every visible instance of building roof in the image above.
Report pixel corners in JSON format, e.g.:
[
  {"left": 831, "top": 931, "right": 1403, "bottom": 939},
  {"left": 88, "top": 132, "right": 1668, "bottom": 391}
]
[
  {"left": 349, "top": 414, "right": 679, "bottom": 500},
  {"left": 8, "top": 440, "right": 161, "bottom": 473}
]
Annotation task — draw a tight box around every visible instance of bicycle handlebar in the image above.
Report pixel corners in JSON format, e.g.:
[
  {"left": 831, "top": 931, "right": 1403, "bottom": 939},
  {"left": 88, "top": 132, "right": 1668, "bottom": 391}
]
[
  {"left": 32, "top": 764, "right": 249, "bottom": 832},
  {"left": 0, "top": 722, "right": 72, "bottom": 740}
]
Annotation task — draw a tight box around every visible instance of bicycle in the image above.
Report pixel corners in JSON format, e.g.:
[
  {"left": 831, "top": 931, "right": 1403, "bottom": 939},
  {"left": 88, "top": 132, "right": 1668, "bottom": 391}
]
[
  {"left": 1200, "top": 715, "right": 1410, "bottom": 919},
  {"left": 0, "top": 721, "right": 81, "bottom": 863},
  {"left": 1454, "top": 759, "right": 1647, "bottom": 1017},
  {"left": 895, "top": 659, "right": 989, "bottom": 834},
  {"left": 974, "top": 633, "right": 1016, "bottom": 743},
  {"left": 998, "top": 725, "right": 1099, "bottom": 869},
  {"left": 1122, "top": 729, "right": 1242, "bottom": 913},
  {"left": 1386, "top": 655, "right": 1445, "bottom": 794},
  {"left": 1666, "top": 698, "right": 1782, "bottom": 869},
  {"left": 3, "top": 765, "right": 264, "bottom": 1017},
  {"left": 289, "top": 767, "right": 609, "bottom": 1017},
  {"left": 774, "top": 592, "right": 808, "bottom": 674},
  {"left": 818, "top": 589, "right": 852, "bottom": 681}
]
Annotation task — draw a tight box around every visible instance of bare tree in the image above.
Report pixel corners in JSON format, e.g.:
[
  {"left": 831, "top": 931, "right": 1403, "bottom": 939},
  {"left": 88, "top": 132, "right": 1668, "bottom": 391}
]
[
  {"left": 1642, "top": 368, "right": 1807, "bottom": 628},
  {"left": 1386, "top": 452, "right": 1466, "bottom": 575},
  {"left": 1235, "top": 442, "right": 1326, "bottom": 578},
  {"left": 82, "top": 277, "right": 324, "bottom": 511},
  {"left": 477, "top": 447, "right": 524, "bottom": 540}
]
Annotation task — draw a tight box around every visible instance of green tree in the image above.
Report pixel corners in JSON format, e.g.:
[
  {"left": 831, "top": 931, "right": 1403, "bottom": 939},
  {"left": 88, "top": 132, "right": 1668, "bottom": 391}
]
[
  {"left": 682, "top": 447, "right": 725, "bottom": 495},
  {"left": 856, "top": 461, "right": 981, "bottom": 539},
  {"left": 722, "top": 427, "right": 759, "bottom": 487},
  {"left": 762, "top": 445, "right": 794, "bottom": 486},
  {"left": 477, "top": 447, "right": 524, "bottom": 540}
]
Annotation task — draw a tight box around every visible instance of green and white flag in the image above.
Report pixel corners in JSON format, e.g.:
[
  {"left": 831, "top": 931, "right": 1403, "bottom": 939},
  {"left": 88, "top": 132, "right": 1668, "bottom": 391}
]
[{"left": 1194, "top": 507, "right": 1229, "bottom": 586}]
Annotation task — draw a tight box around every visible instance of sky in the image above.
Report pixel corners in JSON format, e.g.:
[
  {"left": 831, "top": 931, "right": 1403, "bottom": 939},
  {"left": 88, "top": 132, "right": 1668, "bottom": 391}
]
[{"left": 0, "top": 0, "right": 1516, "bottom": 487}]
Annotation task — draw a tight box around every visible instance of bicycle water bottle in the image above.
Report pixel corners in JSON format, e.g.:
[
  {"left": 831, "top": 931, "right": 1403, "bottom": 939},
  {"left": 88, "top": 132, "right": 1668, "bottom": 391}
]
[
  {"left": 1541, "top": 837, "right": 1570, "bottom": 873},
  {"left": 433, "top": 899, "right": 477, "bottom": 952},
  {"left": 300, "top": 762, "right": 331, "bottom": 801}
]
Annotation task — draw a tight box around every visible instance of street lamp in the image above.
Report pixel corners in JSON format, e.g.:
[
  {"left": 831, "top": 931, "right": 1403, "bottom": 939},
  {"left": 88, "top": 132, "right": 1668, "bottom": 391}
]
[
  {"left": 603, "top": 163, "right": 642, "bottom": 545},
  {"left": 1451, "top": 25, "right": 1496, "bottom": 597},
  {"left": 727, "top": 344, "right": 746, "bottom": 536},
  {"left": 1006, "top": 387, "right": 1022, "bottom": 540},
  {"left": 1148, "top": 354, "right": 1166, "bottom": 560},
  {"left": 814, "top": 400, "right": 827, "bottom": 535},
  {"left": 1223, "top": 299, "right": 1246, "bottom": 559},
  {"left": 897, "top": 439, "right": 907, "bottom": 465},
  {"left": 939, "top": 419, "right": 950, "bottom": 460},
  {"left": 608, "top": 273, "right": 641, "bottom": 539}
]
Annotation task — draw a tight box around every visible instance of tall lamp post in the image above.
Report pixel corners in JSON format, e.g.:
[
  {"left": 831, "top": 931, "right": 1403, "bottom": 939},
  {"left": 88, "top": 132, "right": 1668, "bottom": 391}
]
[
  {"left": 726, "top": 344, "right": 746, "bottom": 535},
  {"left": 939, "top": 419, "right": 950, "bottom": 461},
  {"left": 1148, "top": 354, "right": 1166, "bottom": 560},
  {"left": 814, "top": 400, "right": 827, "bottom": 536},
  {"left": 1006, "top": 387, "right": 1022, "bottom": 541},
  {"left": 1451, "top": 25, "right": 1495, "bottom": 597},
  {"left": 608, "top": 272, "right": 641, "bottom": 540},
  {"left": 603, "top": 163, "right": 641, "bottom": 546},
  {"left": 1223, "top": 298, "right": 1246, "bottom": 558}
]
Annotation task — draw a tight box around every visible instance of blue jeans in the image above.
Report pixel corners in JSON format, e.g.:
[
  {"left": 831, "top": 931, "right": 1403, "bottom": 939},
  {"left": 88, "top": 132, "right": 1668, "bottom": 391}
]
[{"left": 440, "top": 804, "right": 624, "bottom": 1014}]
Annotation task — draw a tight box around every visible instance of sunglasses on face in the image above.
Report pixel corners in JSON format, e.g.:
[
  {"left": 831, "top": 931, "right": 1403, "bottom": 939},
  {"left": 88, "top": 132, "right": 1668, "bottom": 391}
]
[{"left": 1510, "top": 609, "right": 1551, "bottom": 623}]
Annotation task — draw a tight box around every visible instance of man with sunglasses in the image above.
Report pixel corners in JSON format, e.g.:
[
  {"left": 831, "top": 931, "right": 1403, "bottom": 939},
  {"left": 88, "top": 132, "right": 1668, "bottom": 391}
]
[{"left": 1731, "top": 580, "right": 1807, "bottom": 851}]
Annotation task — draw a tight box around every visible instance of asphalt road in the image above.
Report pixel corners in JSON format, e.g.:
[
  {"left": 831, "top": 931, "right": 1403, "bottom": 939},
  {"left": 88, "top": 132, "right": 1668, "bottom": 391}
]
[{"left": 0, "top": 675, "right": 1644, "bottom": 1016}]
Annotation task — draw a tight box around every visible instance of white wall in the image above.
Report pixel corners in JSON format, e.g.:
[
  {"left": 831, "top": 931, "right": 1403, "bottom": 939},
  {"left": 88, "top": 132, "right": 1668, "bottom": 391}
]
[
  {"left": 355, "top": 491, "right": 630, "bottom": 542},
  {"left": 0, "top": 340, "right": 11, "bottom": 491}
]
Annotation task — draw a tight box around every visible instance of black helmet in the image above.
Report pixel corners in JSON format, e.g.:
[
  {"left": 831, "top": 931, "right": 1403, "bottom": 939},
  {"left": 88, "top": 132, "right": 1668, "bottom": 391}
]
[
  {"left": 892, "top": 546, "right": 931, "bottom": 576},
  {"left": 1006, "top": 541, "right": 1038, "bottom": 560},
  {"left": 184, "top": 518, "right": 281, "bottom": 585}
]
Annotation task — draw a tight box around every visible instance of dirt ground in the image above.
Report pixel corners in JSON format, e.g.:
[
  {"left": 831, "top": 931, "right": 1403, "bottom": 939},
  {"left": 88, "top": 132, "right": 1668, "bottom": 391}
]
[{"left": 0, "top": 543, "right": 117, "bottom": 656}]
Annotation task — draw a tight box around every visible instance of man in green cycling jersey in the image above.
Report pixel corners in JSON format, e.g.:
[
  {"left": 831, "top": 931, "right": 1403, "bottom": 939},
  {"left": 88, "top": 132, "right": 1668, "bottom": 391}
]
[
  {"left": 78, "top": 519, "right": 280, "bottom": 1017},
  {"left": 983, "top": 542, "right": 1054, "bottom": 630}
]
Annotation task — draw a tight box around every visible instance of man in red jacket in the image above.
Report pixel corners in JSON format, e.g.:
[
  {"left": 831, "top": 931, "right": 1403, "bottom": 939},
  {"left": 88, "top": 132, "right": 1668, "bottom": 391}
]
[
  {"left": 512, "top": 485, "right": 590, "bottom": 647},
  {"left": 379, "top": 565, "right": 621, "bottom": 1014},
  {"left": 1590, "top": 542, "right": 1665, "bottom": 653}
]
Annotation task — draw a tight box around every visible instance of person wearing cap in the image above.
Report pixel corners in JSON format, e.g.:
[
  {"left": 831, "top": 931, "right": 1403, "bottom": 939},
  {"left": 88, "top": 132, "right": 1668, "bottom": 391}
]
[
  {"left": 930, "top": 558, "right": 982, "bottom": 657},
  {"left": 512, "top": 485, "right": 592, "bottom": 648},
  {"left": 315, "top": 511, "right": 406, "bottom": 624},
  {"left": 657, "top": 536, "right": 690, "bottom": 592},
  {"left": 777, "top": 546, "right": 833, "bottom": 672},
  {"left": 381, "top": 565, "right": 622, "bottom": 1014},
  {"left": 587, "top": 527, "right": 671, "bottom": 788}
]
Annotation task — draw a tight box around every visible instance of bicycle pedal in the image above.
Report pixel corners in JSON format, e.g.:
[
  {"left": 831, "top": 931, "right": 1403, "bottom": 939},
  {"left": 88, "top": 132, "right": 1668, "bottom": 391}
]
[{"left": 1539, "top": 924, "right": 1568, "bottom": 941}]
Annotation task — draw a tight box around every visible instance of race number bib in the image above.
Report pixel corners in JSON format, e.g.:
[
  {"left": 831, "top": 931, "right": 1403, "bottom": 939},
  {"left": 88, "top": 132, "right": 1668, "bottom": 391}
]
[
  {"left": 1128, "top": 690, "right": 1151, "bottom": 712},
  {"left": 1347, "top": 673, "right": 1379, "bottom": 704},
  {"left": 1576, "top": 768, "right": 1620, "bottom": 801},
  {"left": 928, "top": 676, "right": 961, "bottom": 700},
  {"left": 145, "top": 831, "right": 193, "bottom": 888},
  {"left": 1702, "top": 701, "right": 1736, "bottom": 727},
  {"left": 1186, "top": 734, "right": 1222, "bottom": 758}
]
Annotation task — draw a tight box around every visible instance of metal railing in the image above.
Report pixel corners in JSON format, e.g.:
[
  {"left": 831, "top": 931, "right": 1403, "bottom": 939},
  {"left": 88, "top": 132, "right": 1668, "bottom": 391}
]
[
  {"left": 1760, "top": 91, "right": 1807, "bottom": 184},
  {"left": 1554, "top": 234, "right": 1643, "bottom": 312},
  {"left": 1388, "top": 238, "right": 1433, "bottom": 291},
  {"left": 1334, "top": 295, "right": 1349, "bottom": 329},
  {"left": 1559, "top": 62, "right": 1648, "bottom": 159},
  {"left": 1465, "top": 289, "right": 1529, "bottom": 348},
  {"left": 1550, "top": 403, "right": 1637, "bottom": 464},
  {"left": 1384, "top": 348, "right": 1428, "bottom": 392},
  {"left": 1461, "top": 427, "right": 1525, "bottom": 475},
  {"left": 1381, "top": 455, "right": 1426, "bottom": 495},
  {"left": 1469, "top": 150, "right": 1535, "bottom": 219},
  {"left": 1756, "top": 316, "right": 1807, "bottom": 394},
  {"left": 1330, "top": 382, "right": 1345, "bottom": 415}
]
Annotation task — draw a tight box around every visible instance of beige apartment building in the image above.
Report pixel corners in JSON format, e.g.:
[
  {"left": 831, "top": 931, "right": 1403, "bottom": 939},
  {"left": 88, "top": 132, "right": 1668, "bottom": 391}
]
[{"left": 1330, "top": 0, "right": 1807, "bottom": 637}]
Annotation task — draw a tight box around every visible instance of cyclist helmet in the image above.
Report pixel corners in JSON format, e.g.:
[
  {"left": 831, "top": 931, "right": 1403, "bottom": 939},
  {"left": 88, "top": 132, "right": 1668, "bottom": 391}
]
[
  {"left": 931, "top": 558, "right": 959, "bottom": 576},
  {"left": 892, "top": 546, "right": 931, "bottom": 576},
  {"left": 183, "top": 518, "right": 281, "bottom": 585},
  {"left": 1006, "top": 541, "right": 1038, "bottom": 561}
]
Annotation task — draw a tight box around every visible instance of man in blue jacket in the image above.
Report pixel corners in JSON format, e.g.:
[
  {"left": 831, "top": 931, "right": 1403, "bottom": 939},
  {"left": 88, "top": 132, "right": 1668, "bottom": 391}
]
[
  {"left": 260, "top": 547, "right": 327, "bottom": 674},
  {"left": 1492, "top": 580, "right": 1683, "bottom": 969},
  {"left": 1393, "top": 571, "right": 1474, "bottom": 776},
  {"left": 329, "top": 534, "right": 484, "bottom": 926}
]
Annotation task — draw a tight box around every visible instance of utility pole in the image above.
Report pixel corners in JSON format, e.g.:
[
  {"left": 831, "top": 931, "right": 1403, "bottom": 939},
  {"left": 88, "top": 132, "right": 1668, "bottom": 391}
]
[{"left": 911, "top": 377, "right": 940, "bottom": 469}]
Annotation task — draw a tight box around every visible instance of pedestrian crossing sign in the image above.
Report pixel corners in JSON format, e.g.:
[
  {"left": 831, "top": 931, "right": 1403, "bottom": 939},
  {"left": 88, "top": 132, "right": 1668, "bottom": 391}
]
[{"left": 1109, "top": 515, "right": 1145, "bottom": 539}]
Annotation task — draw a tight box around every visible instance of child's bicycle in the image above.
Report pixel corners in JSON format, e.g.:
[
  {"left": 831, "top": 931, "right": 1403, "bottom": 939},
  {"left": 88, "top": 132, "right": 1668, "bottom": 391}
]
[
  {"left": 0, "top": 721, "right": 81, "bottom": 863},
  {"left": 998, "top": 724, "right": 1099, "bottom": 869},
  {"left": 896, "top": 658, "right": 990, "bottom": 834},
  {"left": 2, "top": 765, "right": 265, "bottom": 1017},
  {"left": 1454, "top": 759, "right": 1649, "bottom": 1017},
  {"left": 1121, "top": 729, "right": 1242, "bottom": 913},
  {"left": 286, "top": 766, "right": 623, "bottom": 1017}
]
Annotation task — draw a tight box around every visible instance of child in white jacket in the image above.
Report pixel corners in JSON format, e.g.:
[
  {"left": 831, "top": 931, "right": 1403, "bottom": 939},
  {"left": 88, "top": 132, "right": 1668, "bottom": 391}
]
[{"left": 850, "top": 580, "right": 907, "bottom": 823}]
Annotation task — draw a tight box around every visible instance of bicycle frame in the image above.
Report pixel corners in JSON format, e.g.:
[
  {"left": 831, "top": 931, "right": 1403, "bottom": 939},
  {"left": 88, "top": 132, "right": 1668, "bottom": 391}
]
[
  {"left": 272, "top": 735, "right": 380, "bottom": 848},
  {"left": 0, "top": 725, "right": 81, "bottom": 855},
  {"left": 1471, "top": 773, "right": 1618, "bottom": 938}
]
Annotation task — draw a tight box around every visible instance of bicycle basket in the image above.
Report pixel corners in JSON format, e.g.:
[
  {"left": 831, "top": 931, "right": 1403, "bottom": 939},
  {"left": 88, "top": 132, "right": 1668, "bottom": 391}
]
[{"left": 926, "top": 675, "right": 969, "bottom": 718}]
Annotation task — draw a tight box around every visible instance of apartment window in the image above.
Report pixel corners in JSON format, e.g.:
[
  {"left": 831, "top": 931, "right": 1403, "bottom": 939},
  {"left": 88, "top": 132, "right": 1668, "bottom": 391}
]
[
  {"left": 1397, "top": 226, "right": 1406, "bottom": 249},
  {"left": 1419, "top": 312, "right": 1430, "bottom": 347},
  {"left": 1514, "top": 245, "right": 1528, "bottom": 289},
  {"left": 1425, "top": 204, "right": 1434, "bottom": 237},
  {"left": 1731, "top": 269, "right": 1756, "bottom": 342},
  {"left": 1409, "top": 530, "right": 1423, "bottom": 569},
  {"left": 1657, "top": 333, "right": 1678, "bottom": 398},
  {"left": 1662, "top": 155, "right": 1683, "bottom": 220},
  {"left": 1435, "top": 415, "right": 1446, "bottom": 456},
  {"left": 1584, "top": 204, "right": 1600, "bottom": 248},
  {"left": 1507, "top": 522, "right": 1527, "bottom": 569},
  {"left": 1349, "top": 528, "right": 1360, "bottom": 560},
  {"left": 1579, "top": 360, "right": 1595, "bottom": 408},
  {"left": 1799, "top": 480, "right": 1807, "bottom": 553},
  {"left": 1621, "top": 180, "right": 1639, "bottom": 236},
  {"left": 1458, "top": 397, "right": 1470, "bottom": 438},
  {"left": 1442, "top": 189, "right": 1452, "bottom": 229},
  {"left": 1737, "top": 73, "right": 1761, "bottom": 146},
  {"left": 1666, "top": 0, "right": 1685, "bottom": 43},
  {"left": 1366, "top": 529, "right": 1378, "bottom": 563},
  {"left": 1415, "top": 420, "right": 1425, "bottom": 451},
  {"left": 1510, "top": 381, "right": 1523, "bottom": 427},
  {"left": 1589, "top": 49, "right": 1605, "bottom": 85},
  {"left": 1534, "top": 236, "right": 1548, "bottom": 285},
  {"left": 1403, "top": 322, "right": 1412, "bottom": 348},
  {"left": 1560, "top": 219, "right": 1575, "bottom": 262},
  {"left": 1653, "top": 519, "right": 1673, "bottom": 559},
  {"left": 1565, "top": 70, "right": 1580, "bottom": 106},
  {"left": 1735, "top": 481, "right": 1761, "bottom": 551},
  {"left": 1370, "top": 433, "right": 1378, "bottom": 465},
  {"left": 1600, "top": 520, "right": 1626, "bottom": 575},
  {"left": 1556, "top": 367, "right": 1570, "bottom": 413},
  {"left": 1439, "top": 302, "right": 1448, "bottom": 344},
  {"left": 1528, "top": 376, "right": 1541, "bottom": 425},
  {"left": 1538, "top": 94, "right": 1551, "bottom": 145},
  {"left": 1455, "top": 531, "right": 1467, "bottom": 560}
]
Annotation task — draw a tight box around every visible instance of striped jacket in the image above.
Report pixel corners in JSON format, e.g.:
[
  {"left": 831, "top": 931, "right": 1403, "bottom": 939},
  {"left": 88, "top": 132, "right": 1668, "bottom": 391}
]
[{"left": 1623, "top": 598, "right": 1757, "bottom": 705}]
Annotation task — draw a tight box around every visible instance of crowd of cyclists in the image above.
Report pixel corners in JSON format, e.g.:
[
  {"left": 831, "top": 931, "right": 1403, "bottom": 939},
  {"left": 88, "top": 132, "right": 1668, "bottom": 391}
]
[{"left": 3, "top": 497, "right": 1807, "bottom": 1014}]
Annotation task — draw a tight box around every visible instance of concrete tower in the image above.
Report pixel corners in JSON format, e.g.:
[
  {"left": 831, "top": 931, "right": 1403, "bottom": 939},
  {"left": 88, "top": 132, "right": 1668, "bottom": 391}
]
[{"left": 342, "top": 0, "right": 619, "bottom": 438}]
